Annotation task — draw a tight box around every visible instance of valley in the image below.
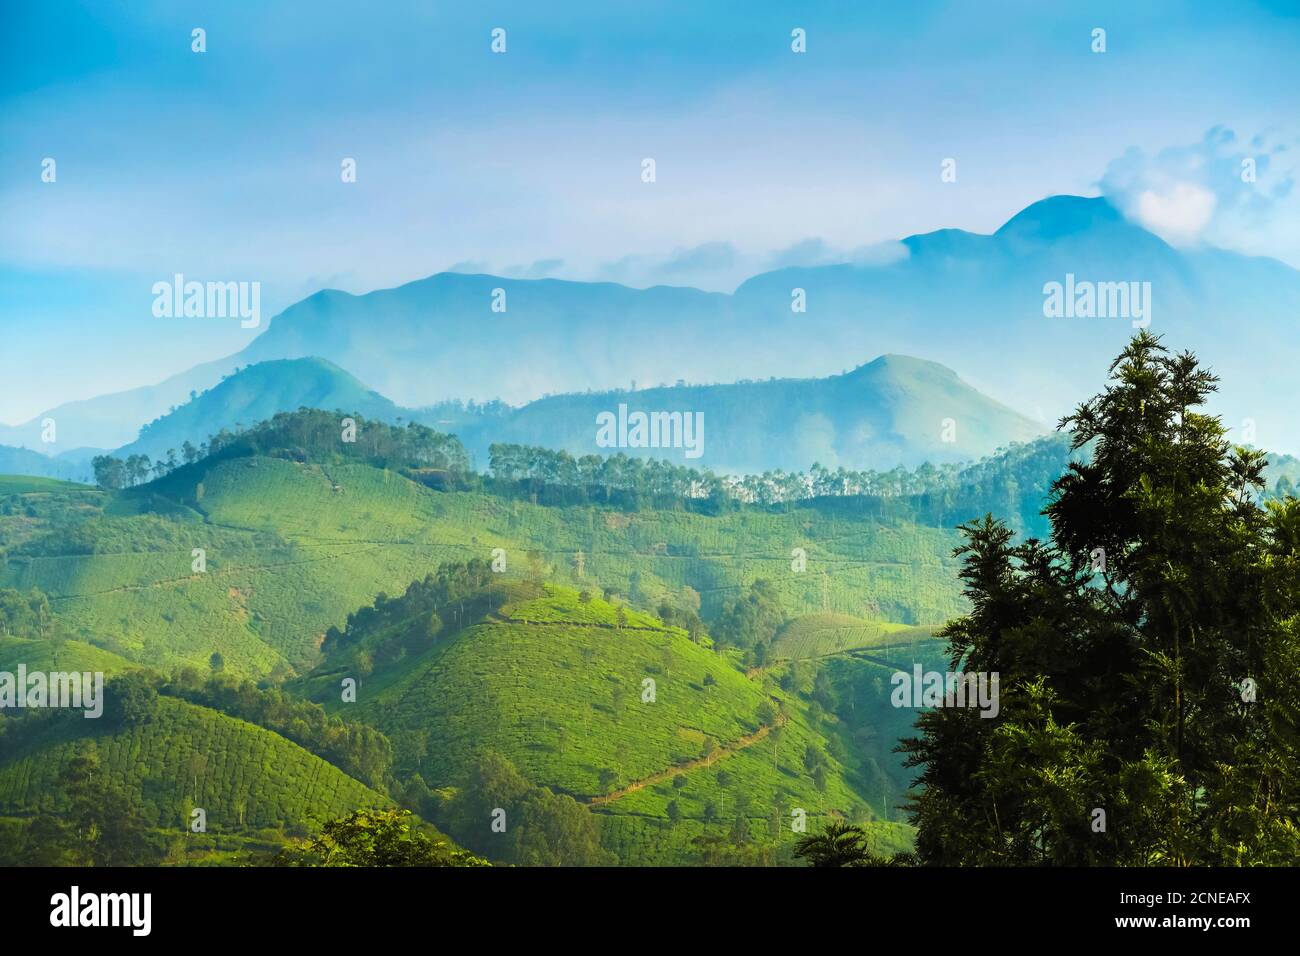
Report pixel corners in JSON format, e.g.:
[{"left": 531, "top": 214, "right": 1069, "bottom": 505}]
[{"left": 0, "top": 414, "right": 989, "bottom": 865}]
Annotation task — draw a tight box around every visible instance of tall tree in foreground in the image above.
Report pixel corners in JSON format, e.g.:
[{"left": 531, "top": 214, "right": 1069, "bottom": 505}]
[{"left": 901, "top": 332, "right": 1300, "bottom": 865}]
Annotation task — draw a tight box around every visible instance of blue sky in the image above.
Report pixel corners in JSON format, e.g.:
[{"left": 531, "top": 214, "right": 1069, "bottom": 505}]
[{"left": 2, "top": 0, "right": 1298, "bottom": 423}]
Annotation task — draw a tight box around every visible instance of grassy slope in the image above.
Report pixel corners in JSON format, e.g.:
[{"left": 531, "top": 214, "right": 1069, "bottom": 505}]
[
  {"left": 0, "top": 636, "right": 137, "bottom": 675},
  {"left": 771, "top": 612, "right": 936, "bottom": 661},
  {"left": 0, "top": 476, "right": 91, "bottom": 494},
  {"left": 0, "top": 460, "right": 950, "bottom": 863},
  {"left": 0, "top": 482, "right": 104, "bottom": 555},
  {"left": 2, "top": 457, "right": 965, "bottom": 679},
  {"left": 0, "top": 696, "right": 388, "bottom": 831},
  {"left": 317, "top": 585, "right": 914, "bottom": 864}
]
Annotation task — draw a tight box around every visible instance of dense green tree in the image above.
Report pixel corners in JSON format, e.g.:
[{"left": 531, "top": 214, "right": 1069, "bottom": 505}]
[
  {"left": 94, "top": 410, "right": 471, "bottom": 494},
  {"left": 901, "top": 333, "right": 1300, "bottom": 865},
  {"left": 803, "top": 744, "right": 825, "bottom": 773},
  {"left": 11, "top": 815, "right": 74, "bottom": 865},
  {"left": 793, "top": 821, "right": 869, "bottom": 867},
  {"left": 484, "top": 429, "right": 1081, "bottom": 537},
  {"left": 510, "top": 787, "right": 611, "bottom": 866},
  {"left": 321, "top": 559, "right": 500, "bottom": 660},
  {"left": 445, "top": 752, "right": 612, "bottom": 866},
  {"left": 714, "top": 579, "right": 786, "bottom": 651},
  {"left": 104, "top": 671, "right": 160, "bottom": 726},
  {"left": 90, "top": 455, "right": 126, "bottom": 490},
  {"left": 272, "top": 809, "right": 488, "bottom": 867},
  {"left": 48, "top": 746, "right": 161, "bottom": 866},
  {"left": 0, "top": 587, "right": 52, "bottom": 637},
  {"left": 202, "top": 409, "right": 469, "bottom": 475}
]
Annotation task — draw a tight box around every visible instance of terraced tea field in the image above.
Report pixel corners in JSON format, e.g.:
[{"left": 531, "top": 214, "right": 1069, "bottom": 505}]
[{"left": 2, "top": 457, "right": 966, "bottom": 679}]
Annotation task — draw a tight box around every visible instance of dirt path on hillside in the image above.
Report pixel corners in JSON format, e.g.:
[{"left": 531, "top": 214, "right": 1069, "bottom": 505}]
[
  {"left": 587, "top": 712, "right": 787, "bottom": 807},
  {"left": 744, "top": 639, "right": 944, "bottom": 678}
]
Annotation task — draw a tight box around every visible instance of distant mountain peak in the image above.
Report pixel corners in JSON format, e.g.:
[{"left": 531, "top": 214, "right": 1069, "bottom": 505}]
[
  {"left": 113, "top": 356, "right": 399, "bottom": 459},
  {"left": 861, "top": 353, "right": 952, "bottom": 371},
  {"left": 232, "top": 356, "right": 353, "bottom": 379},
  {"left": 993, "top": 194, "right": 1123, "bottom": 242},
  {"left": 12, "top": 192, "right": 1300, "bottom": 462},
  {"left": 846, "top": 354, "right": 960, "bottom": 383}
]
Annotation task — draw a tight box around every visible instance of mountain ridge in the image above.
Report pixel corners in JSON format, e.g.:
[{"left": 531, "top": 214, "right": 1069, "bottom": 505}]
[
  {"left": 8, "top": 194, "right": 1298, "bottom": 456},
  {"left": 92, "top": 351, "right": 1044, "bottom": 474},
  {"left": 114, "top": 357, "right": 402, "bottom": 461}
]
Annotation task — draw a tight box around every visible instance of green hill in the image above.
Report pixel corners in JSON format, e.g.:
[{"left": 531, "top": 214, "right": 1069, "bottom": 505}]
[
  {"left": 1, "top": 454, "right": 965, "bottom": 678},
  {"left": 771, "top": 613, "right": 936, "bottom": 661},
  {"left": 0, "top": 437, "right": 1004, "bottom": 865},
  {"left": 0, "top": 475, "right": 90, "bottom": 495},
  {"left": 302, "top": 580, "right": 915, "bottom": 865},
  {"left": 0, "top": 695, "right": 389, "bottom": 838},
  {"left": 320, "top": 584, "right": 785, "bottom": 792},
  {"left": 0, "top": 635, "right": 136, "bottom": 675},
  {"left": 1, "top": 479, "right": 106, "bottom": 560}
]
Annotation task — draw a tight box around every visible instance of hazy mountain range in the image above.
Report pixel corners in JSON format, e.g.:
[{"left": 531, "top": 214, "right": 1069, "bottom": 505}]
[
  {"left": 105, "top": 354, "right": 1041, "bottom": 474},
  {"left": 114, "top": 358, "right": 404, "bottom": 461},
  {"left": 448, "top": 353, "right": 1041, "bottom": 472},
  {"left": 4, "top": 194, "right": 1297, "bottom": 470},
  {"left": 0, "top": 444, "right": 88, "bottom": 483}
]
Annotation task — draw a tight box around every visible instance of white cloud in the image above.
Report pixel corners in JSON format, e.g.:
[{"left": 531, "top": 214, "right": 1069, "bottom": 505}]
[
  {"left": 1133, "top": 182, "right": 1218, "bottom": 244},
  {"left": 1100, "top": 126, "right": 1298, "bottom": 256}
]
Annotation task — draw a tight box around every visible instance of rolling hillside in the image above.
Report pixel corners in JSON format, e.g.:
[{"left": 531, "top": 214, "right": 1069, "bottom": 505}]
[
  {"left": 303, "top": 581, "right": 916, "bottom": 865},
  {"left": 770, "top": 613, "right": 936, "bottom": 662},
  {"left": 1, "top": 454, "right": 967, "bottom": 678},
  {"left": 0, "top": 696, "right": 389, "bottom": 835},
  {"left": 0, "top": 635, "right": 137, "bottom": 675},
  {"left": 733, "top": 195, "right": 1300, "bottom": 451},
  {"left": 0, "top": 426, "right": 1088, "bottom": 865},
  {"left": 221, "top": 196, "right": 1300, "bottom": 456}
]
